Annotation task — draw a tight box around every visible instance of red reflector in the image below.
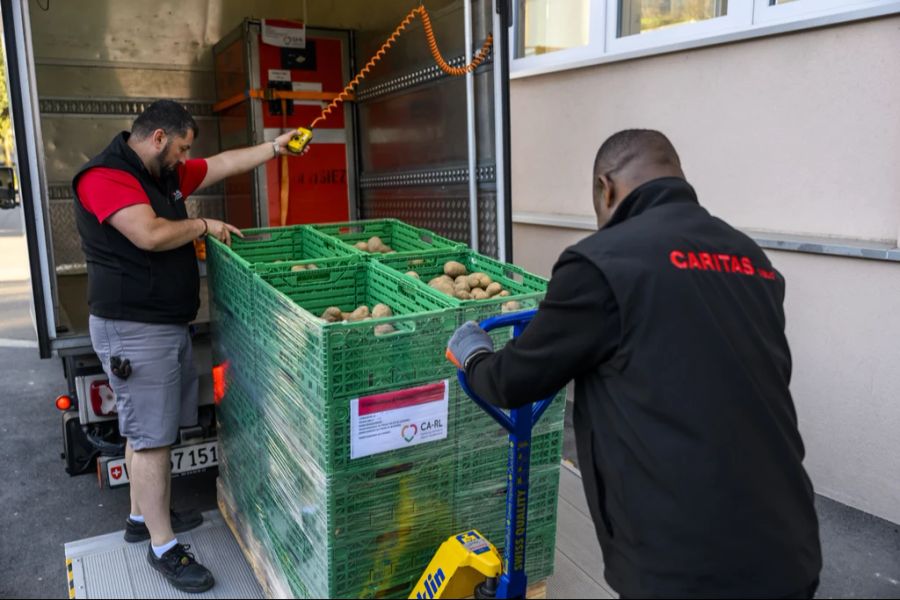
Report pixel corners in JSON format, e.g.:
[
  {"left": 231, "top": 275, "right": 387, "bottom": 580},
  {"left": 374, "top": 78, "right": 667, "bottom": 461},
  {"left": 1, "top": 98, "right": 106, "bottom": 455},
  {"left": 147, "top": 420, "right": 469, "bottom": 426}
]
[
  {"left": 55, "top": 395, "right": 72, "bottom": 411},
  {"left": 213, "top": 361, "right": 229, "bottom": 405}
]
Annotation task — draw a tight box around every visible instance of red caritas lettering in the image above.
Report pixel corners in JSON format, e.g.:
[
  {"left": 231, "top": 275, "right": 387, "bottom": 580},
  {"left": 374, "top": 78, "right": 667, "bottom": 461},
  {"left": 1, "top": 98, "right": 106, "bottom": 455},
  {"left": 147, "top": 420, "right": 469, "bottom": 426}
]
[
  {"left": 670, "top": 251, "right": 688, "bottom": 269},
  {"left": 741, "top": 257, "right": 755, "bottom": 276},
  {"left": 670, "top": 250, "right": 764, "bottom": 278}
]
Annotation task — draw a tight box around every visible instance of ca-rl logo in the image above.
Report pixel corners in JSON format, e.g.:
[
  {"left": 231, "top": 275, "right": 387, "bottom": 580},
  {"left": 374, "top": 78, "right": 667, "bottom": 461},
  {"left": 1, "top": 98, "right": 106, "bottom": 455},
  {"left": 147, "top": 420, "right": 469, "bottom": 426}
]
[{"left": 416, "top": 568, "right": 446, "bottom": 599}]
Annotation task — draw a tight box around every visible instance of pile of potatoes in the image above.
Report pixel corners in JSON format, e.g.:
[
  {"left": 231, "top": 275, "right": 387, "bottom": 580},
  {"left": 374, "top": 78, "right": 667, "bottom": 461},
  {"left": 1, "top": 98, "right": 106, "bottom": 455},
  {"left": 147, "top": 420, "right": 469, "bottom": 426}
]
[
  {"left": 424, "top": 261, "right": 521, "bottom": 312},
  {"left": 352, "top": 236, "right": 396, "bottom": 254},
  {"left": 320, "top": 302, "right": 396, "bottom": 335}
]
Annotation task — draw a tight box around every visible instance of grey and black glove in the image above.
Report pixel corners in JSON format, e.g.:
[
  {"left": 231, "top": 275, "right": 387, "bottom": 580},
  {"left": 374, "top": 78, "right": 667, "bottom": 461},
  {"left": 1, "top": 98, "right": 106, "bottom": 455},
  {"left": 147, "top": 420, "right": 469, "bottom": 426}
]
[{"left": 445, "top": 321, "right": 494, "bottom": 370}]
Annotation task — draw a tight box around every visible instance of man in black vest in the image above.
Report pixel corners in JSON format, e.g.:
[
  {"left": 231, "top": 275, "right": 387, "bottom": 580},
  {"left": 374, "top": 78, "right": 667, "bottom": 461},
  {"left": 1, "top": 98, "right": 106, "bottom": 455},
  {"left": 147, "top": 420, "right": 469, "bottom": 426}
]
[
  {"left": 74, "top": 100, "right": 300, "bottom": 593},
  {"left": 447, "top": 130, "right": 822, "bottom": 598}
]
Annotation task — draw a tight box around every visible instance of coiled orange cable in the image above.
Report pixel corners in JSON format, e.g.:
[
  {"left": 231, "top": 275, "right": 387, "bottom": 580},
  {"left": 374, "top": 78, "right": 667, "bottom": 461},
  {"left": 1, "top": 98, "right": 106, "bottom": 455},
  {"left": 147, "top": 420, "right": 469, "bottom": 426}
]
[{"left": 309, "top": 5, "right": 493, "bottom": 129}]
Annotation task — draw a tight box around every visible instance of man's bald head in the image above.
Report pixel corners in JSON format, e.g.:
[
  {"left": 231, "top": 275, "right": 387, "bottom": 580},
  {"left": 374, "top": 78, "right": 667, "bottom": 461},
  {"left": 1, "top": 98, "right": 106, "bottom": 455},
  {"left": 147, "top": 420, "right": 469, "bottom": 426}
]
[
  {"left": 593, "top": 129, "right": 682, "bottom": 182},
  {"left": 592, "top": 129, "right": 685, "bottom": 227}
]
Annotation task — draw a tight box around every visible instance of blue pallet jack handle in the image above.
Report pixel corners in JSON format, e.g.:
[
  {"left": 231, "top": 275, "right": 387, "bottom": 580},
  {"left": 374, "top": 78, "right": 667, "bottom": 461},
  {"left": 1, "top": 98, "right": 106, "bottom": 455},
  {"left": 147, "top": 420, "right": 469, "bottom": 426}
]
[{"left": 456, "top": 309, "right": 557, "bottom": 599}]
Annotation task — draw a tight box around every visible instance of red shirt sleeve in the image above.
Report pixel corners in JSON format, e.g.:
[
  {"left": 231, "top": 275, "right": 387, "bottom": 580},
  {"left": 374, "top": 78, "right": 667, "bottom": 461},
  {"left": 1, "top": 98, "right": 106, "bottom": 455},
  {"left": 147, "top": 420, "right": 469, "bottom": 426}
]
[
  {"left": 76, "top": 168, "right": 149, "bottom": 223},
  {"left": 176, "top": 158, "right": 208, "bottom": 198}
]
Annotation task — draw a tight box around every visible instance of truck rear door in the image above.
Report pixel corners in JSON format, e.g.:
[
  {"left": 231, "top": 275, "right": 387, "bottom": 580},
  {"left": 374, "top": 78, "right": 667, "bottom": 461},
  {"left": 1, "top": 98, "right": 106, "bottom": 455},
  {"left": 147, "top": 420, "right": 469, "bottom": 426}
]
[
  {"left": 353, "top": 0, "right": 513, "bottom": 261},
  {"left": 2, "top": 0, "right": 55, "bottom": 358}
]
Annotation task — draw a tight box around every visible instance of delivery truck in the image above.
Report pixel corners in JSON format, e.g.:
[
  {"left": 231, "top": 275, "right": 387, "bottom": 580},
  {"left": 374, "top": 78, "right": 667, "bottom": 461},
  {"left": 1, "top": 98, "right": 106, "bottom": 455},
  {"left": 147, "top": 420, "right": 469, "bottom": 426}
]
[{"left": 2, "top": 0, "right": 514, "bottom": 486}]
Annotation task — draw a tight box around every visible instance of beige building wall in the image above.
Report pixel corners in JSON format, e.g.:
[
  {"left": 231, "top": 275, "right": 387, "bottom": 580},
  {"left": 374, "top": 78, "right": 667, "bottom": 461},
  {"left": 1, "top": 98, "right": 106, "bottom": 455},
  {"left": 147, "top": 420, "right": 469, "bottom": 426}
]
[{"left": 510, "top": 15, "right": 900, "bottom": 524}]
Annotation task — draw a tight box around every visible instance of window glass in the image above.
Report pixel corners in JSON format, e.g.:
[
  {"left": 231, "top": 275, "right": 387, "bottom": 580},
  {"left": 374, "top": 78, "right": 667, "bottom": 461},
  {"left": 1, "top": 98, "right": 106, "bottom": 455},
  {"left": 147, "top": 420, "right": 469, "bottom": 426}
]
[
  {"left": 516, "top": 0, "right": 591, "bottom": 58},
  {"left": 619, "top": 0, "right": 729, "bottom": 37}
]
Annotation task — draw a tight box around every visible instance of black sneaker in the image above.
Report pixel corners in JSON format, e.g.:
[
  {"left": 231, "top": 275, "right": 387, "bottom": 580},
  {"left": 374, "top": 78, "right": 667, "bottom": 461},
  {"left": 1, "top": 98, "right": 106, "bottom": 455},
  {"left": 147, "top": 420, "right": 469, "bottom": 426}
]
[
  {"left": 124, "top": 509, "right": 204, "bottom": 543},
  {"left": 146, "top": 543, "right": 215, "bottom": 593}
]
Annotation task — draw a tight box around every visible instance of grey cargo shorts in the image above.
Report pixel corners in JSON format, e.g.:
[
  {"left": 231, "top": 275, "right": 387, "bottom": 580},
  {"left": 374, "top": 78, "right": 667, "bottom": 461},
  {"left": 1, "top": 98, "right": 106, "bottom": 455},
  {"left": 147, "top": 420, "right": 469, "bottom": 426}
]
[{"left": 89, "top": 315, "right": 199, "bottom": 450}]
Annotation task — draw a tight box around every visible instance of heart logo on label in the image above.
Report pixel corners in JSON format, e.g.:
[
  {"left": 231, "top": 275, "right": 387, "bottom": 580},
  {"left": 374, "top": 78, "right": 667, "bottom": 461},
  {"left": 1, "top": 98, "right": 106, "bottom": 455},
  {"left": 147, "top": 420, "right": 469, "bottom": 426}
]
[
  {"left": 401, "top": 423, "right": 417, "bottom": 443},
  {"left": 111, "top": 465, "right": 123, "bottom": 480}
]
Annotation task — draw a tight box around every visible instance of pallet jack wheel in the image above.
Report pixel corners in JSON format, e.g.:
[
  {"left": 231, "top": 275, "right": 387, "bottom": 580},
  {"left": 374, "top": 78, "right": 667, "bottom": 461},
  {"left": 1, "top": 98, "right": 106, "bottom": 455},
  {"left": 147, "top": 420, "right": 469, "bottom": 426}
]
[{"left": 474, "top": 577, "right": 498, "bottom": 599}]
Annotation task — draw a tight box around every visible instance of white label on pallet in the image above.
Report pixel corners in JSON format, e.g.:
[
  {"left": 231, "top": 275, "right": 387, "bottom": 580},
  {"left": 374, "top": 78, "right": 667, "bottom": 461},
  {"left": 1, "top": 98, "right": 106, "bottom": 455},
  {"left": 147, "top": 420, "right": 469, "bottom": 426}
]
[{"left": 350, "top": 380, "right": 449, "bottom": 459}]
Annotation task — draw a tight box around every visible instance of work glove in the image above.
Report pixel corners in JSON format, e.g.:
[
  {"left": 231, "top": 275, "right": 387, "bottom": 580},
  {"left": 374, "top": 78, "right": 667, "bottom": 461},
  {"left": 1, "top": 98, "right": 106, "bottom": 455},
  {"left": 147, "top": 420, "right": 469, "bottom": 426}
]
[{"left": 445, "top": 321, "right": 494, "bottom": 370}]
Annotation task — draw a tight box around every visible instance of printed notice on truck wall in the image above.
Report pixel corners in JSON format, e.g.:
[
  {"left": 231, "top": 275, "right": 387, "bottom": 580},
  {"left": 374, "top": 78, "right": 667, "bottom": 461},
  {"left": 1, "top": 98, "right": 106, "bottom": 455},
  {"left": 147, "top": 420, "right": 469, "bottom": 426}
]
[
  {"left": 350, "top": 380, "right": 449, "bottom": 459},
  {"left": 262, "top": 19, "right": 306, "bottom": 49}
]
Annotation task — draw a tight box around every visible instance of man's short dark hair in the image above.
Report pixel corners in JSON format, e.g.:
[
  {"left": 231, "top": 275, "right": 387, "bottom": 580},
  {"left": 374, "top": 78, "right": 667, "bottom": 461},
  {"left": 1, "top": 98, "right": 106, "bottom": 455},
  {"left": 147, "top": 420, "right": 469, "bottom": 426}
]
[
  {"left": 131, "top": 100, "right": 199, "bottom": 140},
  {"left": 593, "top": 129, "right": 680, "bottom": 179}
]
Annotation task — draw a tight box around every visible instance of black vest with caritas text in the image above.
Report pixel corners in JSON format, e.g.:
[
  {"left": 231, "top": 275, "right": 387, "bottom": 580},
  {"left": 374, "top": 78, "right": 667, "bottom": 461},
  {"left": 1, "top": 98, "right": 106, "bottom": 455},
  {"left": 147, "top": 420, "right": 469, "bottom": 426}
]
[
  {"left": 568, "top": 178, "right": 821, "bottom": 598},
  {"left": 72, "top": 132, "right": 200, "bottom": 324}
]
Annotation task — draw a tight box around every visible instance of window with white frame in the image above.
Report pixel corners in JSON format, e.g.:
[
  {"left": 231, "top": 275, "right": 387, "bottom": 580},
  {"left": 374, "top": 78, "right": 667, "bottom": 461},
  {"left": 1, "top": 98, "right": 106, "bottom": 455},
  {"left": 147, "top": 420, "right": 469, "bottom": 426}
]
[
  {"left": 515, "top": 0, "right": 592, "bottom": 58},
  {"left": 618, "top": 0, "right": 729, "bottom": 37},
  {"left": 511, "top": 0, "right": 900, "bottom": 76}
]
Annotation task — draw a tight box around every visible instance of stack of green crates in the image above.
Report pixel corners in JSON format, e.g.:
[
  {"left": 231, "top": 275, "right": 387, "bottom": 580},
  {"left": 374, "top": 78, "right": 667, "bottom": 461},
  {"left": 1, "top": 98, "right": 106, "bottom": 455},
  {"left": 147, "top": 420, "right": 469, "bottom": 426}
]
[{"left": 207, "top": 220, "right": 565, "bottom": 598}]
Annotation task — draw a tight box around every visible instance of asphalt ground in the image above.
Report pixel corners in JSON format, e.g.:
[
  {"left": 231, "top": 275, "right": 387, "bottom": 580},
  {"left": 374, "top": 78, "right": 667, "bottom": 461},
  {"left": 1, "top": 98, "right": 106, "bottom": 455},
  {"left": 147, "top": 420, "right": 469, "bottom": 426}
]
[{"left": 0, "top": 277, "right": 217, "bottom": 599}]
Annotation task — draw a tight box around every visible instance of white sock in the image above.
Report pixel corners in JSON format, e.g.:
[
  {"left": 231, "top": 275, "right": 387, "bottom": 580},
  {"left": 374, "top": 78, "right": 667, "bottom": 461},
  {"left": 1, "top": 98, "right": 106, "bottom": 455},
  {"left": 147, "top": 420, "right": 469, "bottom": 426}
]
[
  {"left": 129, "top": 514, "right": 145, "bottom": 523},
  {"left": 151, "top": 538, "right": 178, "bottom": 558}
]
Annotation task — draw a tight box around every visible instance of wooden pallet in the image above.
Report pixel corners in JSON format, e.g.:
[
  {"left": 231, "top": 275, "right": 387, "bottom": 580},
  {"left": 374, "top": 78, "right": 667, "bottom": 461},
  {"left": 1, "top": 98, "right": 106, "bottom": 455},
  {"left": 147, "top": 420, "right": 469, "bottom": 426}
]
[
  {"left": 217, "top": 477, "right": 293, "bottom": 599},
  {"left": 217, "top": 477, "right": 548, "bottom": 599}
]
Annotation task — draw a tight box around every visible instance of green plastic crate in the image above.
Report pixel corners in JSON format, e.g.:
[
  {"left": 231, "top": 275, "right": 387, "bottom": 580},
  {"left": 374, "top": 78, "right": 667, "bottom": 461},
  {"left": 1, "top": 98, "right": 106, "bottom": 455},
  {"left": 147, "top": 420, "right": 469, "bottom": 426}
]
[
  {"left": 453, "top": 463, "right": 562, "bottom": 537},
  {"left": 207, "top": 239, "right": 259, "bottom": 331},
  {"left": 452, "top": 386, "right": 567, "bottom": 443},
  {"left": 253, "top": 261, "right": 459, "bottom": 401},
  {"left": 224, "top": 224, "right": 359, "bottom": 266},
  {"left": 455, "top": 430, "right": 564, "bottom": 488},
  {"left": 310, "top": 219, "right": 465, "bottom": 258},
  {"left": 376, "top": 248, "right": 548, "bottom": 324}
]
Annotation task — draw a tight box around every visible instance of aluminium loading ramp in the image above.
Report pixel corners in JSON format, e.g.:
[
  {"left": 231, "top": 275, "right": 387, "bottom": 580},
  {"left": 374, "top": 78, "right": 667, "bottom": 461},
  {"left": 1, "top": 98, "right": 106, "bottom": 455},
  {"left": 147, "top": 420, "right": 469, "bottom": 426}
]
[{"left": 63, "top": 464, "right": 614, "bottom": 599}]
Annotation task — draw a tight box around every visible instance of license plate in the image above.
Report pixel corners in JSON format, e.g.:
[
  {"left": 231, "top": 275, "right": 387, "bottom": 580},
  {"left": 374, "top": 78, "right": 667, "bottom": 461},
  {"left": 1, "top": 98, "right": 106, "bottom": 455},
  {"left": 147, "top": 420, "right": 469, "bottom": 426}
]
[{"left": 105, "top": 441, "right": 219, "bottom": 488}]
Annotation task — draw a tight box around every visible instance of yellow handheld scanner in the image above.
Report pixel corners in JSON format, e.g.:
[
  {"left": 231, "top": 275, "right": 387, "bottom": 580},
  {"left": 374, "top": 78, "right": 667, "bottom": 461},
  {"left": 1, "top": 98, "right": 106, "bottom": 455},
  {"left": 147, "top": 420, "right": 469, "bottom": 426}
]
[{"left": 287, "top": 127, "right": 313, "bottom": 154}]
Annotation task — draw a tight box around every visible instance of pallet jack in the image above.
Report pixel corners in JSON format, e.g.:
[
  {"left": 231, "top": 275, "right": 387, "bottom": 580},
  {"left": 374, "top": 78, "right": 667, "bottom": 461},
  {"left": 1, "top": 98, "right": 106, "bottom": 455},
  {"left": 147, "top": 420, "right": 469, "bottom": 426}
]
[{"left": 410, "top": 310, "right": 557, "bottom": 599}]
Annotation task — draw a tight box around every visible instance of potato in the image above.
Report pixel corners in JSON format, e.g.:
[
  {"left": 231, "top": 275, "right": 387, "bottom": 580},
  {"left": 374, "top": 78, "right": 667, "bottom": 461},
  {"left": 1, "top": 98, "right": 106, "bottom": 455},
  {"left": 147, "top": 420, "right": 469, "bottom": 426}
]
[
  {"left": 347, "top": 305, "right": 370, "bottom": 322},
  {"left": 428, "top": 275, "right": 456, "bottom": 297},
  {"left": 471, "top": 288, "right": 489, "bottom": 300},
  {"left": 485, "top": 282, "right": 503, "bottom": 297},
  {"left": 430, "top": 282, "right": 454, "bottom": 296},
  {"left": 341, "top": 311, "right": 351, "bottom": 321},
  {"left": 466, "top": 274, "right": 481, "bottom": 288},
  {"left": 454, "top": 289, "right": 472, "bottom": 300},
  {"left": 454, "top": 276, "right": 470, "bottom": 291},
  {"left": 306, "top": 263, "right": 318, "bottom": 270},
  {"left": 354, "top": 241, "right": 369, "bottom": 251},
  {"left": 471, "top": 272, "right": 492, "bottom": 288},
  {"left": 367, "top": 236, "right": 390, "bottom": 253},
  {"left": 372, "top": 303, "right": 393, "bottom": 318},
  {"left": 405, "top": 270, "right": 420, "bottom": 279},
  {"left": 374, "top": 324, "right": 396, "bottom": 336},
  {"left": 439, "top": 275, "right": 455, "bottom": 286},
  {"left": 443, "top": 261, "right": 468, "bottom": 278},
  {"left": 501, "top": 301, "right": 522, "bottom": 313},
  {"left": 291, "top": 264, "right": 306, "bottom": 272},
  {"left": 321, "top": 306, "right": 343, "bottom": 323},
  {"left": 498, "top": 290, "right": 510, "bottom": 297}
]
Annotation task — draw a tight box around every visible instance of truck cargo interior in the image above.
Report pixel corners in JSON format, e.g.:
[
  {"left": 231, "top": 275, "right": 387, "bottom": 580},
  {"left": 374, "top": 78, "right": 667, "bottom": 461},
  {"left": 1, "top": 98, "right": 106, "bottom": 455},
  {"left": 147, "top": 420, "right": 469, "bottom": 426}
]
[{"left": 24, "top": 0, "right": 506, "bottom": 352}]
